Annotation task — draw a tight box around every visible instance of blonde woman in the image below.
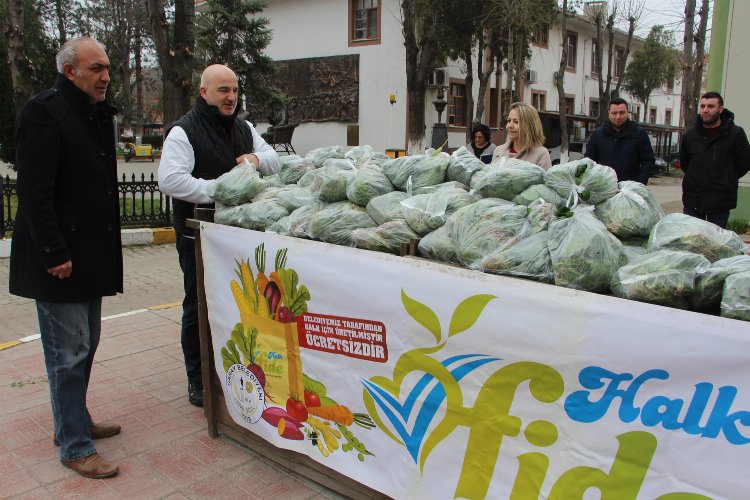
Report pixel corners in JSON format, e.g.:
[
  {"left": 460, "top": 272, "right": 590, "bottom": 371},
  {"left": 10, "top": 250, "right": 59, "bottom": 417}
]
[{"left": 492, "top": 102, "right": 552, "bottom": 170}]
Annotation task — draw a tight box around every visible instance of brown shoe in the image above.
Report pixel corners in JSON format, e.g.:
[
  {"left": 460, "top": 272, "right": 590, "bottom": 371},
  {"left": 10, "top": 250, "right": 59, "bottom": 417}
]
[
  {"left": 54, "top": 422, "right": 121, "bottom": 446},
  {"left": 61, "top": 452, "right": 119, "bottom": 479}
]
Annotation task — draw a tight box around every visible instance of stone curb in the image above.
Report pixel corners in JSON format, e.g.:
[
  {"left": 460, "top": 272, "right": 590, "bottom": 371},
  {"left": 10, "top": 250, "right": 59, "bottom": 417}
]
[{"left": 0, "top": 227, "right": 175, "bottom": 259}]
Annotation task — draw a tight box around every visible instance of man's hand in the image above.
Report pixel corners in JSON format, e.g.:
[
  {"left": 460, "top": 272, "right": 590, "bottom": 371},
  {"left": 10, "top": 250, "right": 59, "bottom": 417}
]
[
  {"left": 236, "top": 153, "right": 259, "bottom": 168},
  {"left": 47, "top": 260, "right": 72, "bottom": 279}
]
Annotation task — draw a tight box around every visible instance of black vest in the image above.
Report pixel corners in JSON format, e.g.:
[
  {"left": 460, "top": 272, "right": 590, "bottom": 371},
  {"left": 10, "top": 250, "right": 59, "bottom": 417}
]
[{"left": 168, "top": 96, "right": 255, "bottom": 235}]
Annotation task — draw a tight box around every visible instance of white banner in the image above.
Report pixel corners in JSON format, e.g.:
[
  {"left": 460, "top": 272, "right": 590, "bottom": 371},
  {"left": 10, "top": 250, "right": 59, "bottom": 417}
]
[{"left": 201, "top": 221, "right": 750, "bottom": 499}]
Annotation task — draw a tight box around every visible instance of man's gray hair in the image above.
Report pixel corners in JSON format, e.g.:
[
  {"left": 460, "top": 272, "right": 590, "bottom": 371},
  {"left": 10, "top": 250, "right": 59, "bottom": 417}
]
[{"left": 56, "top": 36, "right": 105, "bottom": 73}]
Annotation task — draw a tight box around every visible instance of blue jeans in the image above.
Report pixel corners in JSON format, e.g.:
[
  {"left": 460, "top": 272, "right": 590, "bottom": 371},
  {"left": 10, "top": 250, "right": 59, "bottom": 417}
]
[
  {"left": 36, "top": 299, "right": 101, "bottom": 461},
  {"left": 176, "top": 233, "right": 202, "bottom": 385},
  {"left": 683, "top": 206, "right": 730, "bottom": 229}
]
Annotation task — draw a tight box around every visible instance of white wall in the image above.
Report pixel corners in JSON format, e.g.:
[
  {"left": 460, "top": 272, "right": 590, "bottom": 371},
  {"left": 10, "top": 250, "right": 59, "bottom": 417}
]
[
  {"left": 723, "top": 0, "right": 750, "bottom": 126},
  {"left": 260, "top": 0, "right": 408, "bottom": 155}
]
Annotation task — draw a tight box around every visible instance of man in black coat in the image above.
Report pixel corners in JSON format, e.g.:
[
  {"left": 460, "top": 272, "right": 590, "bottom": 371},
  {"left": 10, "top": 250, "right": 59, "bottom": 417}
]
[
  {"left": 680, "top": 91, "right": 750, "bottom": 228},
  {"left": 585, "top": 97, "right": 656, "bottom": 184},
  {"left": 9, "top": 37, "right": 122, "bottom": 479}
]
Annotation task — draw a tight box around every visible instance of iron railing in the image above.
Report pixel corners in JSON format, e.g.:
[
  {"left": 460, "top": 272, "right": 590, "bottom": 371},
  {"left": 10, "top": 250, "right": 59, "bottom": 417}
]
[{"left": 1, "top": 173, "right": 172, "bottom": 238}]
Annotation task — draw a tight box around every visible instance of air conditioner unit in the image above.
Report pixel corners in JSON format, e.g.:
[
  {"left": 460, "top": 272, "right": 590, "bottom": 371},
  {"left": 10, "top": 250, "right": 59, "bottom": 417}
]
[
  {"left": 525, "top": 69, "right": 538, "bottom": 83},
  {"left": 427, "top": 68, "right": 448, "bottom": 88}
]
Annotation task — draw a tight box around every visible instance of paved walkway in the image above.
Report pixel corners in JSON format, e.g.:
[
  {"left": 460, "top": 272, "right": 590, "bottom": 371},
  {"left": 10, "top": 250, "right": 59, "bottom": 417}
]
[{"left": 0, "top": 245, "right": 345, "bottom": 499}]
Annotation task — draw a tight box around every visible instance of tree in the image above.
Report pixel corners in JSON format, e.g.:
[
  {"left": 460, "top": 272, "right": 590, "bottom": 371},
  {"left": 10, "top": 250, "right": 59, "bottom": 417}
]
[
  {"left": 680, "top": 0, "right": 709, "bottom": 128},
  {"left": 401, "top": 0, "right": 447, "bottom": 153},
  {"left": 5, "top": 0, "right": 34, "bottom": 116},
  {"left": 622, "top": 25, "right": 679, "bottom": 116},
  {"left": 196, "top": 0, "right": 281, "bottom": 111},
  {"left": 145, "top": 0, "right": 196, "bottom": 128},
  {"left": 556, "top": 0, "right": 571, "bottom": 162}
]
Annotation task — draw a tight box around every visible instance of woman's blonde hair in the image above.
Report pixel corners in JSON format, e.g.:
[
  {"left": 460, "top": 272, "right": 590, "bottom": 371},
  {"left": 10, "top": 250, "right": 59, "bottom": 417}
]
[{"left": 506, "top": 102, "right": 545, "bottom": 153}]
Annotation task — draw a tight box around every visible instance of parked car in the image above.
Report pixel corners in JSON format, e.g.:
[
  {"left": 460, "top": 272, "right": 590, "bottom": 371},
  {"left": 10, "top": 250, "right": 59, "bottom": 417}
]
[{"left": 548, "top": 141, "right": 586, "bottom": 165}]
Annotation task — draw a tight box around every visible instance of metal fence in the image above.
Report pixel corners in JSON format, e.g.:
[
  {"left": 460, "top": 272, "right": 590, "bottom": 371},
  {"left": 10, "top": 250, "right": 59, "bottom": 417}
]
[{"left": 1, "top": 173, "right": 172, "bottom": 238}]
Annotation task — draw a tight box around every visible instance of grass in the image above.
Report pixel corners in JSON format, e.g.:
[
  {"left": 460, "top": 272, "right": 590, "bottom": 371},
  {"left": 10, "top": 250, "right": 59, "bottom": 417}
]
[{"left": 727, "top": 218, "right": 749, "bottom": 235}]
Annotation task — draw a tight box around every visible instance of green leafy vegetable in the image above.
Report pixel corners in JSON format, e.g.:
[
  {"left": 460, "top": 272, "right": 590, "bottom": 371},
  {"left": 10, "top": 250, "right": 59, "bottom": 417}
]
[{"left": 277, "top": 267, "right": 311, "bottom": 315}]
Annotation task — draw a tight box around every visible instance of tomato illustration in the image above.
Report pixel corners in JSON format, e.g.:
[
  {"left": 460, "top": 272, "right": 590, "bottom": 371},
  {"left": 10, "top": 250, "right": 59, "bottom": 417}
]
[
  {"left": 286, "top": 396, "right": 308, "bottom": 422},
  {"left": 304, "top": 389, "right": 321, "bottom": 408}
]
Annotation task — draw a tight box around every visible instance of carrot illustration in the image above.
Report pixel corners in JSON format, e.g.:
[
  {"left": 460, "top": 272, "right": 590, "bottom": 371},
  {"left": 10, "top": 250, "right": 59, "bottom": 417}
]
[{"left": 306, "top": 405, "right": 354, "bottom": 426}]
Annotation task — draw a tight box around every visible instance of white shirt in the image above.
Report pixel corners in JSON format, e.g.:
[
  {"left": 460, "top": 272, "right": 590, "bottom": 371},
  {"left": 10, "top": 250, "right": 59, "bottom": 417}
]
[{"left": 158, "top": 121, "right": 281, "bottom": 204}]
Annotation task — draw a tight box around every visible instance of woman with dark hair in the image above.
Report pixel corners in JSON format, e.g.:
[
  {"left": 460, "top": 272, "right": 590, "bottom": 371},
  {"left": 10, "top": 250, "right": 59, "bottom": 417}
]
[{"left": 467, "top": 123, "right": 496, "bottom": 164}]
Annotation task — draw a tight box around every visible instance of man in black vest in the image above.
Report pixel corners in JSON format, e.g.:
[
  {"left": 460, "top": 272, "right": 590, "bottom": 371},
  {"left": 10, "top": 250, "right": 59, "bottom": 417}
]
[{"left": 158, "top": 64, "right": 280, "bottom": 406}]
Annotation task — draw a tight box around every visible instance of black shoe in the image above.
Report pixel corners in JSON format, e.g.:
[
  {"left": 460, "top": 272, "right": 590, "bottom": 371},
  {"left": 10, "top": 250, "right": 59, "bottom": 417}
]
[{"left": 188, "top": 382, "right": 204, "bottom": 407}]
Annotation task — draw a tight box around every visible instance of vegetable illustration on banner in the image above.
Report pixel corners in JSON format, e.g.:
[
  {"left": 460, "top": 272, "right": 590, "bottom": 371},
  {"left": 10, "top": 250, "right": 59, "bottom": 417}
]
[{"left": 220, "top": 243, "right": 376, "bottom": 461}]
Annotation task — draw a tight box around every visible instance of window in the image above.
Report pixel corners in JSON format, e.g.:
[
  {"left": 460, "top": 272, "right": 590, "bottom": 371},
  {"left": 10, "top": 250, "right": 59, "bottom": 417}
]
[
  {"left": 614, "top": 46, "right": 625, "bottom": 78},
  {"left": 532, "top": 26, "right": 549, "bottom": 47},
  {"left": 664, "top": 109, "right": 672, "bottom": 126},
  {"left": 532, "top": 91, "right": 546, "bottom": 112},
  {"left": 448, "top": 82, "right": 467, "bottom": 127},
  {"left": 649, "top": 107, "right": 657, "bottom": 125},
  {"left": 566, "top": 32, "right": 578, "bottom": 70},
  {"left": 589, "top": 99, "right": 600, "bottom": 118},
  {"left": 666, "top": 78, "right": 674, "bottom": 93},
  {"left": 565, "top": 96, "right": 575, "bottom": 116},
  {"left": 591, "top": 40, "right": 600, "bottom": 75},
  {"left": 632, "top": 106, "right": 641, "bottom": 122},
  {"left": 349, "top": 0, "right": 380, "bottom": 46}
]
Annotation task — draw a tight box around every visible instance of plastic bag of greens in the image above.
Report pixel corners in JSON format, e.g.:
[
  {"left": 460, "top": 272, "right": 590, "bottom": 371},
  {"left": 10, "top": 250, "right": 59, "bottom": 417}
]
[
  {"left": 206, "top": 164, "right": 267, "bottom": 205},
  {"left": 381, "top": 152, "right": 450, "bottom": 190},
  {"left": 287, "top": 200, "right": 327, "bottom": 239},
  {"left": 450, "top": 198, "right": 529, "bottom": 267},
  {"left": 266, "top": 215, "right": 291, "bottom": 235},
  {"left": 263, "top": 173, "right": 284, "bottom": 188},
  {"left": 595, "top": 180, "right": 664, "bottom": 238},
  {"left": 478, "top": 230, "right": 554, "bottom": 283},
  {"left": 447, "top": 146, "right": 486, "bottom": 185},
  {"left": 308, "top": 204, "right": 376, "bottom": 246},
  {"left": 214, "top": 204, "right": 245, "bottom": 227},
  {"left": 279, "top": 155, "right": 315, "bottom": 185},
  {"left": 513, "top": 184, "right": 564, "bottom": 208},
  {"left": 473, "top": 158, "right": 545, "bottom": 201},
  {"left": 469, "top": 166, "right": 490, "bottom": 190},
  {"left": 401, "top": 188, "right": 477, "bottom": 235},
  {"left": 306, "top": 145, "right": 346, "bottom": 167},
  {"left": 366, "top": 191, "right": 409, "bottom": 225},
  {"left": 544, "top": 158, "right": 619, "bottom": 206},
  {"left": 310, "top": 159, "right": 357, "bottom": 202},
  {"left": 345, "top": 145, "right": 390, "bottom": 166},
  {"left": 276, "top": 185, "right": 317, "bottom": 212},
  {"left": 547, "top": 206, "right": 625, "bottom": 292},
  {"left": 352, "top": 220, "right": 419, "bottom": 254},
  {"left": 691, "top": 255, "right": 750, "bottom": 311},
  {"left": 297, "top": 166, "right": 323, "bottom": 187},
  {"left": 622, "top": 244, "right": 648, "bottom": 264},
  {"left": 611, "top": 249, "right": 710, "bottom": 309},
  {"left": 720, "top": 271, "right": 750, "bottom": 321},
  {"left": 346, "top": 162, "right": 395, "bottom": 207},
  {"left": 251, "top": 186, "right": 283, "bottom": 202},
  {"left": 526, "top": 199, "right": 558, "bottom": 232},
  {"left": 414, "top": 181, "right": 469, "bottom": 194},
  {"left": 646, "top": 213, "right": 747, "bottom": 262},
  {"left": 418, "top": 224, "right": 457, "bottom": 263},
  {"left": 215, "top": 199, "right": 289, "bottom": 231}
]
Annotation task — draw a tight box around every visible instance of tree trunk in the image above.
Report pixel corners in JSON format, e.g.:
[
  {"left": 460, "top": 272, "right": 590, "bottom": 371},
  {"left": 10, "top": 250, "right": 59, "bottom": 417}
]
[
  {"left": 134, "top": 31, "right": 144, "bottom": 137},
  {"left": 474, "top": 33, "right": 496, "bottom": 126},
  {"left": 5, "top": 0, "right": 34, "bottom": 115},
  {"left": 691, "top": 0, "right": 709, "bottom": 113},
  {"left": 557, "top": 0, "right": 569, "bottom": 160},
  {"left": 113, "top": 0, "right": 132, "bottom": 130},
  {"left": 680, "top": 0, "right": 696, "bottom": 128},
  {"left": 55, "top": 0, "right": 66, "bottom": 46},
  {"left": 145, "top": 0, "right": 195, "bottom": 129},
  {"left": 401, "top": 0, "right": 442, "bottom": 153},
  {"left": 464, "top": 40, "right": 474, "bottom": 144}
]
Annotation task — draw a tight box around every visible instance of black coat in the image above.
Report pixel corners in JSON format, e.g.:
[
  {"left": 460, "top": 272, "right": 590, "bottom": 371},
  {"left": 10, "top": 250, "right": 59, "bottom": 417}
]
[
  {"left": 585, "top": 120, "right": 655, "bottom": 184},
  {"left": 9, "top": 74, "right": 123, "bottom": 302},
  {"left": 680, "top": 109, "right": 750, "bottom": 212}
]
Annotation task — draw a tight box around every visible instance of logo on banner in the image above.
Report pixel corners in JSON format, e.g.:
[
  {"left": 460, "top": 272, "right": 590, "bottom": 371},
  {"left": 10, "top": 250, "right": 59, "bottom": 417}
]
[{"left": 226, "top": 364, "right": 265, "bottom": 424}]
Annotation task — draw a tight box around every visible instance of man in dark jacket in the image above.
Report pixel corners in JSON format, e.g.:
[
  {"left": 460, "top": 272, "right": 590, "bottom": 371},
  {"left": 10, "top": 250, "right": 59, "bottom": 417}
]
[
  {"left": 10, "top": 37, "right": 122, "bottom": 479},
  {"left": 585, "top": 97, "right": 656, "bottom": 184},
  {"left": 158, "top": 64, "right": 280, "bottom": 407},
  {"left": 681, "top": 91, "right": 750, "bottom": 228}
]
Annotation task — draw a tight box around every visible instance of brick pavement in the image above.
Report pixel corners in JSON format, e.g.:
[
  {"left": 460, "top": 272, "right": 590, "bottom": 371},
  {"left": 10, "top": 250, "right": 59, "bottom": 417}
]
[
  {"left": 0, "top": 291, "right": 346, "bottom": 499},
  {"left": 0, "top": 244, "right": 183, "bottom": 345}
]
